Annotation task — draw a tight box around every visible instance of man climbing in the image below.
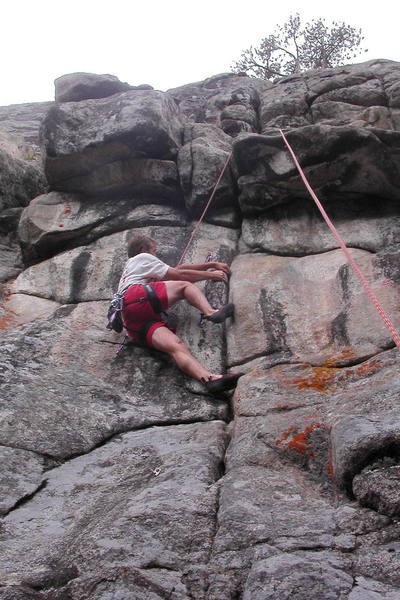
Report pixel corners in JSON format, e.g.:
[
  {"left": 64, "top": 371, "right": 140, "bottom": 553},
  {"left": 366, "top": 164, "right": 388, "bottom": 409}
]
[{"left": 117, "top": 234, "right": 242, "bottom": 393}]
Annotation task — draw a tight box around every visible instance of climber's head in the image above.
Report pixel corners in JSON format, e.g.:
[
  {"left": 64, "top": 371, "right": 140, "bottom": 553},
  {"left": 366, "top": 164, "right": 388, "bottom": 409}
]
[{"left": 127, "top": 235, "right": 157, "bottom": 258}]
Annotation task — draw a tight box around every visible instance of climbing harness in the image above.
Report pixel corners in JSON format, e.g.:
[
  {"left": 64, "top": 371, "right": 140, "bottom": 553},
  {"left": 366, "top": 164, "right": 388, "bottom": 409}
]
[
  {"left": 177, "top": 152, "right": 233, "bottom": 266},
  {"left": 106, "top": 284, "right": 158, "bottom": 333},
  {"left": 279, "top": 128, "right": 400, "bottom": 351},
  {"left": 106, "top": 283, "right": 176, "bottom": 355}
]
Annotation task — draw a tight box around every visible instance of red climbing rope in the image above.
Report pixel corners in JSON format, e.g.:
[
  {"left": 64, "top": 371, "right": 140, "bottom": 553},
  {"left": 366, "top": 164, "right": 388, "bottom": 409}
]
[
  {"left": 177, "top": 152, "right": 233, "bottom": 266},
  {"left": 279, "top": 128, "right": 400, "bottom": 351}
]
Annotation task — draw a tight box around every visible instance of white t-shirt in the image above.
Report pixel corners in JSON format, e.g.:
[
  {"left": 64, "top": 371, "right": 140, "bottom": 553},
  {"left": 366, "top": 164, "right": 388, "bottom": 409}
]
[{"left": 118, "top": 253, "right": 170, "bottom": 293}]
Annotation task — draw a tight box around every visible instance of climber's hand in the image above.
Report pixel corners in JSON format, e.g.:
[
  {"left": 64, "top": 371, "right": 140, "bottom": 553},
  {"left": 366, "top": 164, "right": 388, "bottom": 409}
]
[{"left": 212, "top": 262, "right": 231, "bottom": 275}]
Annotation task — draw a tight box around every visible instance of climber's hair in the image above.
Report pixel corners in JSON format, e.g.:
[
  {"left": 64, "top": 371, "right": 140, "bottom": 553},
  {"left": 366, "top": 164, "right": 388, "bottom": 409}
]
[{"left": 127, "top": 235, "right": 155, "bottom": 257}]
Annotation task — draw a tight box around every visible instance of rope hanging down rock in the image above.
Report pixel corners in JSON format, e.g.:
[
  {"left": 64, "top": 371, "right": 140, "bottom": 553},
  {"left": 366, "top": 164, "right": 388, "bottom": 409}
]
[
  {"left": 279, "top": 128, "right": 400, "bottom": 351},
  {"left": 176, "top": 152, "right": 233, "bottom": 266}
]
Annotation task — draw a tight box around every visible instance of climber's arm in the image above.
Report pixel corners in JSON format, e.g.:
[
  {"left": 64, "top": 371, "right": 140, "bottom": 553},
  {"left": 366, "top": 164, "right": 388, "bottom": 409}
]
[
  {"left": 177, "top": 261, "right": 230, "bottom": 275},
  {"left": 163, "top": 267, "right": 228, "bottom": 283}
]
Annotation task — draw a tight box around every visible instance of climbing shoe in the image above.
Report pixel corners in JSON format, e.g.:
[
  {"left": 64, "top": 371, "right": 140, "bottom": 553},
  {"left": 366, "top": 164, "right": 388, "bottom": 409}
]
[
  {"left": 202, "top": 372, "right": 243, "bottom": 394},
  {"left": 204, "top": 303, "right": 234, "bottom": 324}
]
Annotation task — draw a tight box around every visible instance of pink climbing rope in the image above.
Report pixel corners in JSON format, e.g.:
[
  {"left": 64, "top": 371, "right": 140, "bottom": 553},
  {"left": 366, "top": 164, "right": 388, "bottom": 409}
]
[
  {"left": 177, "top": 152, "right": 233, "bottom": 266},
  {"left": 279, "top": 128, "right": 400, "bottom": 351}
]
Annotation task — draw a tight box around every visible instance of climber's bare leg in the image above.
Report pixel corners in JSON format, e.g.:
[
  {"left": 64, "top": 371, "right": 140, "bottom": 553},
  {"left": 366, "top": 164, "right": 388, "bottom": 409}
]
[
  {"left": 150, "top": 326, "right": 221, "bottom": 382},
  {"left": 163, "top": 281, "right": 219, "bottom": 317}
]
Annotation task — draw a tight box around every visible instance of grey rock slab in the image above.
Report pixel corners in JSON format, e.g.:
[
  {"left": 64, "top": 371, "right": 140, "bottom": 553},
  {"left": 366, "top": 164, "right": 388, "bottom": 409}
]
[
  {"left": 311, "top": 101, "right": 393, "bottom": 129},
  {"left": 0, "top": 101, "right": 53, "bottom": 145},
  {"left": 0, "top": 290, "right": 60, "bottom": 330},
  {"left": 0, "top": 421, "right": 227, "bottom": 582},
  {"left": 40, "top": 89, "right": 183, "bottom": 186},
  {"left": 240, "top": 196, "right": 400, "bottom": 255},
  {"left": 224, "top": 350, "right": 400, "bottom": 493},
  {"left": 304, "top": 60, "right": 395, "bottom": 99},
  {"left": 349, "top": 576, "right": 400, "bottom": 600},
  {"left": 0, "top": 446, "right": 45, "bottom": 516},
  {"left": 233, "top": 126, "right": 400, "bottom": 214},
  {"left": 311, "top": 78, "right": 387, "bottom": 108},
  {"left": 50, "top": 566, "right": 189, "bottom": 600},
  {"left": 18, "top": 191, "right": 187, "bottom": 264},
  {"left": 12, "top": 226, "right": 189, "bottom": 303},
  {"left": 227, "top": 248, "right": 400, "bottom": 367},
  {"left": 214, "top": 465, "right": 336, "bottom": 554},
  {"left": 354, "top": 543, "right": 400, "bottom": 587},
  {"left": 0, "top": 300, "right": 228, "bottom": 459},
  {"left": 242, "top": 553, "right": 353, "bottom": 600},
  {"left": 178, "top": 123, "right": 236, "bottom": 219},
  {"left": 0, "top": 148, "right": 47, "bottom": 214},
  {"left": 54, "top": 72, "right": 132, "bottom": 102}
]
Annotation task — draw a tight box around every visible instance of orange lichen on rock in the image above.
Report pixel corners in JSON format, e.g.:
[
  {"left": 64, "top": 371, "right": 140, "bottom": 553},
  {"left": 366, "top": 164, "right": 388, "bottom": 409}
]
[
  {"left": 354, "top": 361, "right": 382, "bottom": 377},
  {"left": 284, "top": 366, "right": 340, "bottom": 394},
  {"left": 323, "top": 349, "right": 357, "bottom": 367},
  {"left": 276, "top": 423, "right": 321, "bottom": 457},
  {"left": 276, "top": 425, "right": 297, "bottom": 443},
  {"left": 0, "top": 304, "right": 18, "bottom": 330}
]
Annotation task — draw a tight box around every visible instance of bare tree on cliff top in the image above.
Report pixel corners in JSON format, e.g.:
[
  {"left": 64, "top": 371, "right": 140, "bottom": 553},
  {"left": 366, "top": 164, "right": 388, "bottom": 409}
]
[{"left": 231, "top": 14, "right": 366, "bottom": 79}]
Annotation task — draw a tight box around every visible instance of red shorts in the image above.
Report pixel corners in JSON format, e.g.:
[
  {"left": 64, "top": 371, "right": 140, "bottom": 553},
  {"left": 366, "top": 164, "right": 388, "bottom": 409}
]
[{"left": 122, "top": 282, "right": 169, "bottom": 347}]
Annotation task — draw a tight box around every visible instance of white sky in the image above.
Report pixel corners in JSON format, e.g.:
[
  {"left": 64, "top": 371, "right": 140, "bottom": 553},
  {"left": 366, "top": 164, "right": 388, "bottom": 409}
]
[{"left": 1, "top": 0, "right": 399, "bottom": 106}]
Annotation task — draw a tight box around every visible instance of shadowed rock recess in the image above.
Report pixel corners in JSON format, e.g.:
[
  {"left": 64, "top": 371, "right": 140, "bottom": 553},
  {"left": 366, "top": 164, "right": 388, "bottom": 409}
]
[{"left": 1, "top": 62, "right": 400, "bottom": 599}]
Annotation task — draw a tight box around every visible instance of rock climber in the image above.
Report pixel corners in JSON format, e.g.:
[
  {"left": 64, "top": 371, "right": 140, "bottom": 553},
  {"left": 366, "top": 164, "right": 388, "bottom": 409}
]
[{"left": 117, "top": 234, "right": 242, "bottom": 393}]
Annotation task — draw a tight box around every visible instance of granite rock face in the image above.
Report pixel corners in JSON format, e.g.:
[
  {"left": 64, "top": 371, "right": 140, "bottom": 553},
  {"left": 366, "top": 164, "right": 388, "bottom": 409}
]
[
  {"left": 54, "top": 72, "right": 132, "bottom": 102},
  {"left": 1, "top": 60, "right": 400, "bottom": 599},
  {"left": 0, "top": 101, "right": 51, "bottom": 279}
]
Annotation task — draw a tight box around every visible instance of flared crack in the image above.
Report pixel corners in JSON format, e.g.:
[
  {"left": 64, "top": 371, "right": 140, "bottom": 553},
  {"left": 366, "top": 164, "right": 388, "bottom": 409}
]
[{"left": 3, "top": 479, "right": 48, "bottom": 517}]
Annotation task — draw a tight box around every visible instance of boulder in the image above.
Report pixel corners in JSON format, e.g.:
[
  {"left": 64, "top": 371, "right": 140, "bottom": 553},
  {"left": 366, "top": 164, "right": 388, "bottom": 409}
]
[
  {"left": 260, "top": 59, "right": 400, "bottom": 132},
  {"left": 18, "top": 191, "right": 187, "bottom": 264},
  {"left": 233, "top": 126, "right": 400, "bottom": 215},
  {"left": 331, "top": 415, "right": 400, "bottom": 492},
  {"left": 353, "top": 464, "right": 400, "bottom": 517},
  {"left": 40, "top": 90, "right": 183, "bottom": 191},
  {"left": 169, "top": 72, "right": 271, "bottom": 135},
  {"left": 54, "top": 72, "right": 132, "bottom": 102},
  {"left": 178, "top": 123, "right": 237, "bottom": 220},
  {"left": 48, "top": 156, "right": 183, "bottom": 201}
]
